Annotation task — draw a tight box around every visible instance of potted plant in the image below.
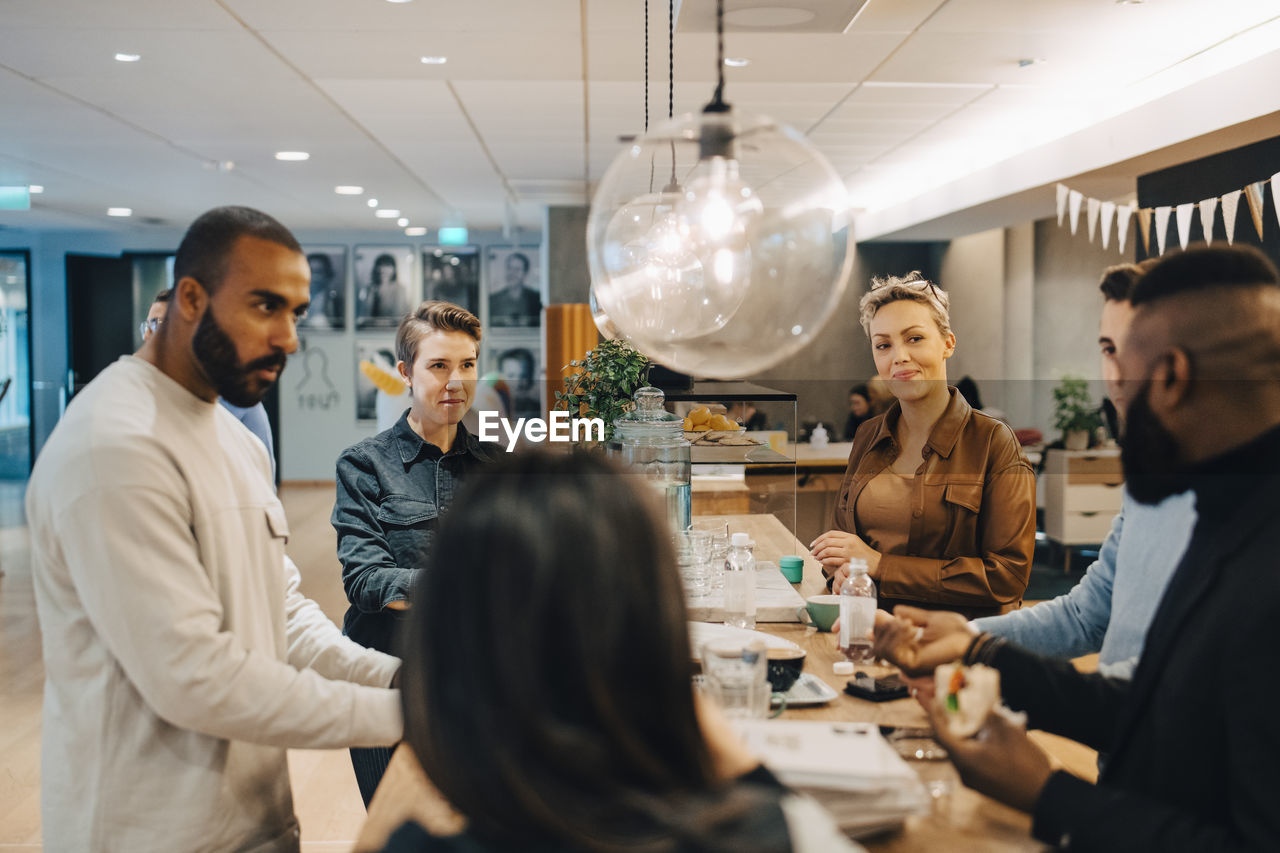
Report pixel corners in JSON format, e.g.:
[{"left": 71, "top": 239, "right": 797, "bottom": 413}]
[
  {"left": 1052, "top": 375, "right": 1103, "bottom": 451},
  {"left": 554, "top": 338, "right": 653, "bottom": 444}
]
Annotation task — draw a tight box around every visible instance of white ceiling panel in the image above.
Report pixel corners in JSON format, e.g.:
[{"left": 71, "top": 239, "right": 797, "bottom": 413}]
[
  {"left": 848, "top": 82, "right": 994, "bottom": 105},
  {"left": 225, "top": 0, "right": 582, "bottom": 33},
  {"left": 265, "top": 30, "right": 582, "bottom": 81},
  {"left": 846, "top": 0, "right": 948, "bottom": 33},
  {"left": 0, "top": 0, "right": 235, "bottom": 30}
]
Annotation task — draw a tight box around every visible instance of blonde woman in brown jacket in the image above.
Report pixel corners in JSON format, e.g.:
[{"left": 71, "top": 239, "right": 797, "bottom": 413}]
[{"left": 811, "top": 272, "right": 1035, "bottom": 619}]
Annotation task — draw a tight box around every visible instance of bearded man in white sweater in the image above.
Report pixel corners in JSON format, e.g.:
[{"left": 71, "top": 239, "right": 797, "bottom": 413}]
[{"left": 26, "top": 206, "right": 403, "bottom": 852}]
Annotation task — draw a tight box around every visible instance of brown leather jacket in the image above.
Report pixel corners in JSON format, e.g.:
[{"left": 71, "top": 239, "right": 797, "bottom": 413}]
[{"left": 831, "top": 388, "right": 1035, "bottom": 618}]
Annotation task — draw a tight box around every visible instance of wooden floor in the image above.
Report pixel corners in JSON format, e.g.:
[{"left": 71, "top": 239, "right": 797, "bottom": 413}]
[{"left": 0, "top": 482, "right": 369, "bottom": 851}]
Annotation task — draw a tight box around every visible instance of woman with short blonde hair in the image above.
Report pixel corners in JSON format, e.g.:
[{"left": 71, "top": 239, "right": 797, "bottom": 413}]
[{"left": 811, "top": 273, "right": 1034, "bottom": 618}]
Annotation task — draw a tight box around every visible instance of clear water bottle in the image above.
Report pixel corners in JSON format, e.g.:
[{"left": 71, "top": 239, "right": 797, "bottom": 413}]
[
  {"left": 839, "top": 558, "right": 876, "bottom": 662},
  {"left": 723, "top": 533, "right": 756, "bottom": 630}
]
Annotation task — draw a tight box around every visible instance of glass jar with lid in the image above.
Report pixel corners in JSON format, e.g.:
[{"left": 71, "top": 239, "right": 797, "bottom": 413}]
[{"left": 608, "top": 386, "right": 691, "bottom": 533}]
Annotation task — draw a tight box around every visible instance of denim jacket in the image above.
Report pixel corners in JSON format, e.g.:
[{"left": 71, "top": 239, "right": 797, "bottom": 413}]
[{"left": 333, "top": 415, "right": 501, "bottom": 653}]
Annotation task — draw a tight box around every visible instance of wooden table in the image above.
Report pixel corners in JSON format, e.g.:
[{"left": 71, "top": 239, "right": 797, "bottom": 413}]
[{"left": 356, "top": 514, "right": 1094, "bottom": 852}]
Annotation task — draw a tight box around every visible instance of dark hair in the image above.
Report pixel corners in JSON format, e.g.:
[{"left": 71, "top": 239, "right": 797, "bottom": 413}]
[
  {"left": 372, "top": 253, "right": 398, "bottom": 283},
  {"left": 1098, "top": 263, "right": 1142, "bottom": 302},
  {"left": 507, "top": 251, "right": 531, "bottom": 274},
  {"left": 401, "top": 452, "right": 762, "bottom": 850},
  {"left": 152, "top": 288, "right": 173, "bottom": 305},
  {"left": 498, "top": 347, "right": 534, "bottom": 378},
  {"left": 955, "top": 375, "right": 983, "bottom": 410},
  {"left": 1131, "top": 245, "right": 1280, "bottom": 307},
  {"left": 395, "top": 300, "right": 481, "bottom": 368},
  {"left": 306, "top": 252, "right": 335, "bottom": 279},
  {"left": 173, "top": 206, "right": 301, "bottom": 294},
  {"left": 848, "top": 383, "right": 868, "bottom": 399}
]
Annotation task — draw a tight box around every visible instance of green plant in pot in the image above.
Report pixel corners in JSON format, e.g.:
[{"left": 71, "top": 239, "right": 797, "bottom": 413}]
[
  {"left": 1052, "top": 375, "right": 1103, "bottom": 451},
  {"left": 554, "top": 338, "right": 653, "bottom": 444}
]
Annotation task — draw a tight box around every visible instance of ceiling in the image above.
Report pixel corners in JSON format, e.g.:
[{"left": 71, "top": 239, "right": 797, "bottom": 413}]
[{"left": 1, "top": 0, "right": 1278, "bottom": 239}]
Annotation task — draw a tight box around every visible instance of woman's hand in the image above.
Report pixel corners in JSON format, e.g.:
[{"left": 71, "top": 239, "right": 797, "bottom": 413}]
[{"left": 810, "top": 530, "right": 881, "bottom": 587}]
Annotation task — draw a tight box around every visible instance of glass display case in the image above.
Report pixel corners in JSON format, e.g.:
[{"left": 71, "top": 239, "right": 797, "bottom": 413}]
[{"left": 658, "top": 380, "right": 799, "bottom": 540}]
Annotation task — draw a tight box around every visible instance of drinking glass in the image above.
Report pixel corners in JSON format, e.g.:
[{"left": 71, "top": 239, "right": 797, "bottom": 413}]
[
  {"left": 700, "top": 639, "right": 785, "bottom": 718},
  {"left": 674, "top": 528, "right": 713, "bottom": 599},
  {"left": 693, "top": 518, "right": 730, "bottom": 592}
]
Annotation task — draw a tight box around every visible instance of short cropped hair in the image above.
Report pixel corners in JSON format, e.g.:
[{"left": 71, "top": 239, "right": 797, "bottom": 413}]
[
  {"left": 1131, "top": 245, "right": 1280, "bottom": 307},
  {"left": 152, "top": 288, "right": 173, "bottom": 305},
  {"left": 507, "top": 252, "right": 530, "bottom": 274},
  {"left": 173, "top": 206, "right": 302, "bottom": 294},
  {"left": 396, "top": 300, "right": 482, "bottom": 368},
  {"left": 858, "top": 270, "right": 951, "bottom": 338}
]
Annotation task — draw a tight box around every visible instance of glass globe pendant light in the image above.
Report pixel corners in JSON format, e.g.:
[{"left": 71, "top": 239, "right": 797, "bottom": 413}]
[{"left": 588, "top": 0, "right": 853, "bottom": 378}]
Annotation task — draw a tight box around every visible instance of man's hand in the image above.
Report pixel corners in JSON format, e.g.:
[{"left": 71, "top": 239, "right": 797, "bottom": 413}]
[
  {"left": 923, "top": 699, "right": 1054, "bottom": 814},
  {"left": 810, "top": 530, "right": 881, "bottom": 586},
  {"left": 871, "top": 606, "right": 974, "bottom": 677}
]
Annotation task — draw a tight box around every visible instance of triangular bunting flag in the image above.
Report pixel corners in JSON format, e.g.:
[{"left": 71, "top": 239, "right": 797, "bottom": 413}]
[
  {"left": 1117, "top": 202, "right": 1135, "bottom": 254},
  {"left": 1068, "top": 190, "right": 1083, "bottom": 235},
  {"left": 1154, "top": 206, "right": 1172, "bottom": 255},
  {"left": 1137, "top": 207, "right": 1153, "bottom": 254},
  {"left": 1086, "top": 197, "right": 1101, "bottom": 243},
  {"left": 1175, "top": 202, "right": 1195, "bottom": 250},
  {"left": 1056, "top": 184, "right": 1069, "bottom": 226},
  {"left": 1198, "top": 197, "right": 1218, "bottom": 244},
  {"left": 1245, "top": 181, "right": 1266, "bottom": 240},
  {"left": 1100, "top": 201, "right": 1116, "bottom": 250},
  {"left": 1273, "top": 173, "right": 1280, "bottom": 234},
  {"left": 1221, "top": 189, "right": 1242, "bottom": 244}
]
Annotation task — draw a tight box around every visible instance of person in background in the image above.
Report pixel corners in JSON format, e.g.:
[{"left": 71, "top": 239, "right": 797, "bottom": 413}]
[
  {"left": 332, "top": 300, "right": 500, "bottom": 805},
  {"left": 27, "top": 206, "right": 402, "bottom": 852},
  {"left": 811, "top": 272, "right": 1034, "bottom": 619},
  {"left": 381, "top": 451, "right": 862, "bottom": 853},
  {"left": 144, "top": 287, "right": 277, "bottom": 482},
  {"left": 843, "top": 384, "right": 872, "bottom": 441},
  {"left": 972, "top": 260, "right": 1198, "bottom": 679},
  {"left": 864, "top": 375, "right": 894, "bottom": 416},
  {"left": 733, "top": 400, "right": 769, "bottom": 431},
  {"left": 871, "top": 245, "right": 1280, "bottom": 852},
  {"left": 497, "top": 346, "right": 541, "bottom": 419}
]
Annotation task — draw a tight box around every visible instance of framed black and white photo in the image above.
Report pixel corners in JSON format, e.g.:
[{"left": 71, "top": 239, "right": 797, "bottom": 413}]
[
  {"left": 485, "top": 339, "right": 542, "bottom": 420},
  {"left": 298, "top": 246, "right": 347, "bottom": 331},
  {"left": 485, "top": 246, "right": 542, "bottom": 328},
  {"left": 354, "top": 246, "right": 417, "bottom": 329},
  {"left": 423, "top": 246, "right": 480, "bottom": 315}
]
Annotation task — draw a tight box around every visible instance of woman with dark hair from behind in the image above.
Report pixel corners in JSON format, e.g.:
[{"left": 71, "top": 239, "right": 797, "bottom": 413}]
[{"left": 383, "top": 451, "right": 862, "bottom": 853}]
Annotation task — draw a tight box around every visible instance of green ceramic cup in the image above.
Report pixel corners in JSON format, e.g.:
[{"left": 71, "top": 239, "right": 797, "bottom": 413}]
[{"left": 796, "top": 594, "right": 841, "bottom": 632}]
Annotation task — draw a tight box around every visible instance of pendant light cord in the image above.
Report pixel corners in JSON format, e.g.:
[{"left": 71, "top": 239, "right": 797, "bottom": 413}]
[
  {"left": 644, "top": 0, "right": 649, "bottom": 133},
  {"left": 668, "top": 0, "right": 675, "bottom": 120},
  {"left": 704, "top": 0, "right": 729, "bottom": 113}
]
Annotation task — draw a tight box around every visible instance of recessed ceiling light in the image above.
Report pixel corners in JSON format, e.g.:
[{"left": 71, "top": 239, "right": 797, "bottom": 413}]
[
  {"left": 397, "top": 217, "right": 409, "bottom": 227},
  {"left": 375, "top": 209, "right": 401, "bottom": 218},
  {"left": 1115, "top": 0, "right": 1144, "bottom": 5},
  {"left": 107, "top": 207, "right": 132, "bottom": 217},
  {"left": 274, "top": 151, "right": 309, "bottom": 161},
  {"left": 420, "top": 56, "right": 448, "bottom": 65},
  {"left": 405, "top": 226, "right": 427, "bottom": 236},
  {"left": 367, "top": 198, "right": 379, "bottom": 208},
  {"left": 28, "top": 185, "right": 43, "bottom": 193},
  {"left": 114, "top": 53, "right": 141, "bottom": 63},
  {"left": 386, "top": 0, "right": 413, "bottom": 3},
  {"left": 1017, "top": 57, "right": 1047, "bottom": 67},
  {"left": 335, "top": 185, "right": 364, "bottom": 195},
  {"left": 724, "top": 57, "right": 750, "bottom": 67}
]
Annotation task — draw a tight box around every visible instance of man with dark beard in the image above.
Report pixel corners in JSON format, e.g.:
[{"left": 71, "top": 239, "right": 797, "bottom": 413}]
[
  {"left": 870, "top": 245, "right": 1280, "bottom": 852},
  {"left": 26, "top": 207, "right": 404, "bottom": 853}
]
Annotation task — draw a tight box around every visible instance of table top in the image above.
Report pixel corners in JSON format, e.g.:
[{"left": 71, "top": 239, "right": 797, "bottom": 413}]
[{"left": 355, "top": 514, "right": 1094, "bottom": 852}]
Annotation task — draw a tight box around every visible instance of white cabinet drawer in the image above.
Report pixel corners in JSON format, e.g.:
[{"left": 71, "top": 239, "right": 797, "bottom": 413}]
[
  {"left": 1046, "top": 508, "right": 1117, "bottom": 544},
  {"left": 1060, "top": 482, "right": 1125, "bottom": 513}
]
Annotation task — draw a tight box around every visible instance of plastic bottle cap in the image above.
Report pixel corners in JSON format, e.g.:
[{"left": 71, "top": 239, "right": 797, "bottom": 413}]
[
  {"left": 731, "top": 532, "right": 751, "bottom": 547},
  {"left": 833, "top": 661, "right": 854, "bottom": 675}
]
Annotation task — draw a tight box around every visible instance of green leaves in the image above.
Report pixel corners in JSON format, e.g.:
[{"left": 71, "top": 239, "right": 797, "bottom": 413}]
[
  {"left": 554, "top": 339, "right": 653, "bottom": 444},
  {"left": 1052, "top": 375, "right": 1103, "bottom": 435}
]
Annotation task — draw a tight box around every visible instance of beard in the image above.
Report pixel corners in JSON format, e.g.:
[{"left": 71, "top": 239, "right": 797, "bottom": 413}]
[
  {"left": 192, "top": 308, "right": 287, "bottom": 408},
  {"left": 1120, "top": 382, "right": 1188, "bottom": 505}
]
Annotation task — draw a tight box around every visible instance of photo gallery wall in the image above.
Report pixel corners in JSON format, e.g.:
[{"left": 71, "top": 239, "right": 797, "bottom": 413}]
[{"left": 299, "top": 244, "right": 543, "bottom": 424}]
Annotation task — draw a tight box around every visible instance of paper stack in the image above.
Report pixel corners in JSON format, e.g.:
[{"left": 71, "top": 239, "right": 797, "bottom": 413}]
[{"left": 731, "top": 720, "right": 930, "bottom": 837}]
